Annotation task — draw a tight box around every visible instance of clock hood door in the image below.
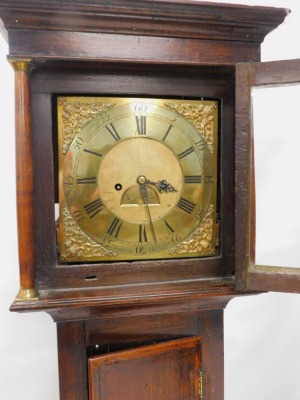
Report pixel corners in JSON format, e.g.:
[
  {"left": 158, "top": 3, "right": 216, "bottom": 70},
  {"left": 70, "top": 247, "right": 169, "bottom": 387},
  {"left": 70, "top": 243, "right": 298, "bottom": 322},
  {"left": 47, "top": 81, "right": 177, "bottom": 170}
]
[{"left": 235, "top": 58, "right": 300, "bottom": 293}]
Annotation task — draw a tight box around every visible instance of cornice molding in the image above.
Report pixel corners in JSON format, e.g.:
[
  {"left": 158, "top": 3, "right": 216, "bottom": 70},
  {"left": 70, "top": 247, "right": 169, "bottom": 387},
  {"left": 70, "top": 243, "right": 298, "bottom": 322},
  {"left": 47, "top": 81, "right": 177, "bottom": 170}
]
[{"left": 0, "top": 0, "right": 290, "bottom": 43}]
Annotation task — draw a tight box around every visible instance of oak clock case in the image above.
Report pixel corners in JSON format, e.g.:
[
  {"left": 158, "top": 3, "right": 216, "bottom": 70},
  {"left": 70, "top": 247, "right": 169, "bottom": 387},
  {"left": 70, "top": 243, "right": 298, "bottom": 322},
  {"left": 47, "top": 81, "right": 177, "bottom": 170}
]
[
  {"left": 58, "top": 97, "right": 218, "bottom": 263},
  {"left": 0, "top": 1, "right": 293, "bottom": 400}
]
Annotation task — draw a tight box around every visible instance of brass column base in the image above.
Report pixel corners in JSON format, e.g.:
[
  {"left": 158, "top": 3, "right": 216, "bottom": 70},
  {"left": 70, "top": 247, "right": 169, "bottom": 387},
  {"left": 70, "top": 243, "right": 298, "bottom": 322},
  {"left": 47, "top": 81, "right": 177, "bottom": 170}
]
[{"left": 16, "top": 288, "right": 39, "bottom": 301}]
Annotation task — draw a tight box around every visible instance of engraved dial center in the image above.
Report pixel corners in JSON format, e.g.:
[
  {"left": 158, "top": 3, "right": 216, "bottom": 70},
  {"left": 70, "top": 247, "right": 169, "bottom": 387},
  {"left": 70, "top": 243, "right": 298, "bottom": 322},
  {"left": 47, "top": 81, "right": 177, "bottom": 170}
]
[{"left": 98, "top": 137, "right": 183, "bottom": 223}]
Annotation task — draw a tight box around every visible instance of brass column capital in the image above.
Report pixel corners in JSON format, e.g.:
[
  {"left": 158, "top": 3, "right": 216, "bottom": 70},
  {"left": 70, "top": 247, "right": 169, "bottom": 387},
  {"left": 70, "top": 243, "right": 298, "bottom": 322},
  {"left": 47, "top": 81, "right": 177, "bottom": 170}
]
[{"left": 7, "top": 57, "right": 35, "bottom": 74}]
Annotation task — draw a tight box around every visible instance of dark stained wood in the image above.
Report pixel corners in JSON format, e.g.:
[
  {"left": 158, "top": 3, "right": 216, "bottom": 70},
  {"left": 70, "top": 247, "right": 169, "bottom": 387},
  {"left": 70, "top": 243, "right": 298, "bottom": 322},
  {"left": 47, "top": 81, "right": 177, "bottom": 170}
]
[
  {"left": 0, "top": 0, "right": 289, "bottom": 43},
  {"left": 248, "top": 267, "right": 300, "bottom": 293},
  {"left": 11, "top": 277, "right": 236, "bottom": 314},
  {"left": 201, "top": 310, "right": 224, "bottom": 400},
  {"left": 234, "top": 62, "right": 251, "bottom": 292},
  {"left": 8, "top": 29, "right": 261, "bottom": 65},
  {"left": 57, "top": 321, "right": 88, "bottom": 400},
  {"left": 89, "top": 337, "right": 201, "bottom": 400},
  {"left": 31, "top": 92, "right": 57, "bottom": 274},
  {"left": 0, "top": 0, "right": 289, "bottom": 68},
  {"left": 54, "top": 305, "right": 226, "bottom": 400},
  {"left": 54, "top": 302, "right": 228, "bottom": 400},
  {"left": 250, "top": 58, "right": 300, "bottom": 86},
  {"left": 12, "top": 61, "right": 36, "bottom": 292},
  {"left": 249, "top": 128, "right": 256, "bottom": 266},
  {"left": 86, "top": 311, "right": 200, "bottom": 346}
]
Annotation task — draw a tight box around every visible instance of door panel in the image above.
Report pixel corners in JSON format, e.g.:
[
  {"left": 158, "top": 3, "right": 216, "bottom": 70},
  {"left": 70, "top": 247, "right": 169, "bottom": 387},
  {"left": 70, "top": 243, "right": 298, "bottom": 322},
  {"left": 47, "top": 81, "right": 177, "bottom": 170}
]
[
  {"left": 235, "top": 58, "right": 300, "bottom": 293},
  {"left": 89, "top": 336, "right": 201, "bottom": 400}
]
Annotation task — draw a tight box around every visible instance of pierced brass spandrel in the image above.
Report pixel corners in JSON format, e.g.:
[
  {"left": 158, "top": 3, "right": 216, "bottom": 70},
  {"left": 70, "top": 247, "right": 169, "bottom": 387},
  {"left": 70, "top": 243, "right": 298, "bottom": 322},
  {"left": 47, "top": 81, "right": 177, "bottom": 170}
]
[
  {"left": 170, "top": 204, "right": 216, "bottom": 256},
  {"left": 58, "top": 97, "right": 115, "bottom": 154},
  {"left": 165, "top": 101, "right": 217, "bottom": 153},
  {"left": 60, "top": 206, "right": 115, "bottom": 261}
]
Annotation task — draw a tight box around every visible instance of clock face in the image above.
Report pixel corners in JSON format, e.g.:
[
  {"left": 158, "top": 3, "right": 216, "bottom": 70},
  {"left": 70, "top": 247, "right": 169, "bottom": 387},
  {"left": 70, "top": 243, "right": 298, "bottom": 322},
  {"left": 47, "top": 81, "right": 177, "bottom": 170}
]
[{"left": 58, "top": 97, "right": 218, "bottom": 262}]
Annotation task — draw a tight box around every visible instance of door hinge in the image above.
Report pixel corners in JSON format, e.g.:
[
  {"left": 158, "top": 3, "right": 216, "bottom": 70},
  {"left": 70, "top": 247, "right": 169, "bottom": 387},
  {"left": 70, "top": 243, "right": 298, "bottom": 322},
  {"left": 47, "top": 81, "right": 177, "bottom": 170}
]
[{"left": 199, "top": 370, "right": 203, "bottom": 400}]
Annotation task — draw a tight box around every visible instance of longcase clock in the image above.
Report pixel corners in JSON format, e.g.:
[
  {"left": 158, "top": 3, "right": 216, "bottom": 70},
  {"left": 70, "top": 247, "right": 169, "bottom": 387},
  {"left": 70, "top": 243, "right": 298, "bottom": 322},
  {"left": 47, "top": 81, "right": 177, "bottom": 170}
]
[{"left": 0, "top": 1, "right": 299, "bottom": 400}]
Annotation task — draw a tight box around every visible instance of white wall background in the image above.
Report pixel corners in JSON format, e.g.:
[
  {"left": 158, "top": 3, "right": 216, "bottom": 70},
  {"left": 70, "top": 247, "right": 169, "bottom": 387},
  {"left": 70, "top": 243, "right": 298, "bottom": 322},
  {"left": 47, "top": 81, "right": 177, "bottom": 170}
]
[{"left": 1, "top": 1, "right": 300, "bottom": 399}]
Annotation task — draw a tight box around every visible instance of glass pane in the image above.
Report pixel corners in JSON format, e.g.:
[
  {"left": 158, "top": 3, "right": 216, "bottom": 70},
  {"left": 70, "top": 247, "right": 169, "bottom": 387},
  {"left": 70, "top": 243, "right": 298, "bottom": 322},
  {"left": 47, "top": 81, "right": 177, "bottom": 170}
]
[{"left": 252, "top": 84, "right": 300, "bottom": 268}]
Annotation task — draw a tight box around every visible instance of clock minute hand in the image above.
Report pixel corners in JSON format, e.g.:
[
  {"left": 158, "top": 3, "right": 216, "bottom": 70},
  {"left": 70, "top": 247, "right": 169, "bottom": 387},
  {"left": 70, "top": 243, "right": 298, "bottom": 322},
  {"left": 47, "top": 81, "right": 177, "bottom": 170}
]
[{"left": 137, "top": 176, "right": 157, "bottom": 244}]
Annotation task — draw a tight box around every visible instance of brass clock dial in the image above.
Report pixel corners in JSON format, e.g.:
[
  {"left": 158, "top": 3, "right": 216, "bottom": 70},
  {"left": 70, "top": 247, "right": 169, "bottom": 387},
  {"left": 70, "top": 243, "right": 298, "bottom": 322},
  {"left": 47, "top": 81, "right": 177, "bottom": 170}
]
[{"left": 58, "top": 97, "right": 218, "bottom": 262}]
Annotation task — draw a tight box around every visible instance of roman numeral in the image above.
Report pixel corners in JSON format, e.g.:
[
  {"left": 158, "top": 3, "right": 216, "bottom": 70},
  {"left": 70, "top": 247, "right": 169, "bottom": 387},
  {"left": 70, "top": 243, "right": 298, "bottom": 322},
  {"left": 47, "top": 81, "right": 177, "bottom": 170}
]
[
  {"left": 164, "top": 219, "right": 175, "bottom": 234},
  {"left": 139, "top": 224, "right": 148, "bottom": 242},
  {"left": 184, "top": 175, "right": 202, "bottom": 184},
  {"left": 162, "top": 124, "right": 173, "bottom": 141},
  {"left": 107, "top": 217, "right": 122, "bottom": 238},
  {"left": 178, "top": 146, "right": 194, "bottom": 159},
  {"left": 77, "top": 177, "right": 96, "bottom": 184},
  {"left": 177, "top": 197, "right": 196, "bottom": 215},
  {"left": 84, "top": 198, "right": 104, "bottom": 218},
  {"left": 83, "top": 148, "right": 103, "bottom": 157},
  {"left": 136, "top": 116, "right": 147, "bottom": 135},
  {"left": 106, "top": 123, "right": 121, "bottom": 141}
]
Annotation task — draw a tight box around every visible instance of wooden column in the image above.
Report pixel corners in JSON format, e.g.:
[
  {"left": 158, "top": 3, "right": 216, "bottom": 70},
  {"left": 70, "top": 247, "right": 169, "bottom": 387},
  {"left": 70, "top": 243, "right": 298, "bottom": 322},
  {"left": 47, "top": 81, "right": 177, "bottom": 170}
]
[{"left": 8, "top": 57, "right": 38, "bottom": 300}]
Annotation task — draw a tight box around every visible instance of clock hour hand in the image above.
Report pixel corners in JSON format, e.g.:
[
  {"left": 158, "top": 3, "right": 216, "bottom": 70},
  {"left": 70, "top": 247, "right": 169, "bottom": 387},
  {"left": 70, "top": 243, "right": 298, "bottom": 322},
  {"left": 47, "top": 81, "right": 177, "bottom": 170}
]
[
  {"left": 137, "top": 176, "right": 157, "bottom": 244},
  {"left": 145, "top": 179, "right": 178, "bottom": 193}
]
